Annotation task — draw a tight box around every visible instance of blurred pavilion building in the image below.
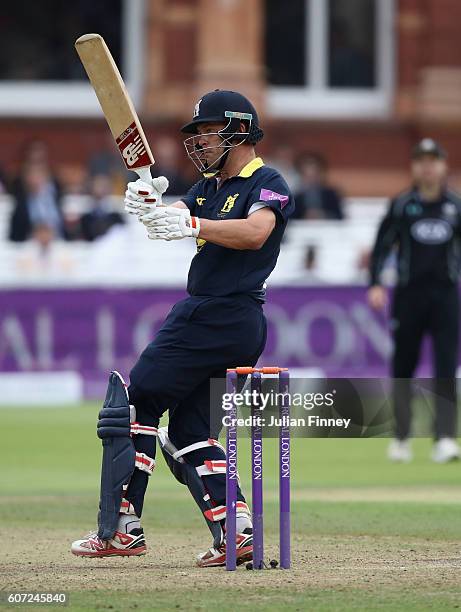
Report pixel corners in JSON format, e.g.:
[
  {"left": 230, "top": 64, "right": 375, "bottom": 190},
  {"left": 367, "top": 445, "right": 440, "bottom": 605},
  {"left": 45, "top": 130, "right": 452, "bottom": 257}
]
[{"left": 1, "top": 0, "right": 461, "bottom": 195}]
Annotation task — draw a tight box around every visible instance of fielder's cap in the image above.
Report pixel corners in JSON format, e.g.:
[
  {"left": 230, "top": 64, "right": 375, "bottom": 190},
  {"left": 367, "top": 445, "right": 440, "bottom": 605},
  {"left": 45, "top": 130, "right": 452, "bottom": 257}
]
[{"left": 412, "top": 138, "right": 447, "bottom": 159}]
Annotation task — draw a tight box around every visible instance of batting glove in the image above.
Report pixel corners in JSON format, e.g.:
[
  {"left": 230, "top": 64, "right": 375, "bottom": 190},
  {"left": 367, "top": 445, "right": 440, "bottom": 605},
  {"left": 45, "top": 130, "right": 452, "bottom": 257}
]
[
  {"left": 124, "top": 175, "right": 169, "bottom": 218},
  {"left": 141, "top": 207, "right": 200, "bottom": 241}
]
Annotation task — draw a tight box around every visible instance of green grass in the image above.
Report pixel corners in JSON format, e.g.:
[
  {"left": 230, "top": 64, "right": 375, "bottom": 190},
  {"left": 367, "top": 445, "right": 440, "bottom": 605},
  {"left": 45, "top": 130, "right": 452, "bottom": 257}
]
[
  {"left": 1, "top": 405, "right": 461, "bottom": 611},
  {"left": 2, "top": 404, "right": 460, "bottom": 495},
  {"left": 57, "top": 586, "right": 461, "bottom": 612}
]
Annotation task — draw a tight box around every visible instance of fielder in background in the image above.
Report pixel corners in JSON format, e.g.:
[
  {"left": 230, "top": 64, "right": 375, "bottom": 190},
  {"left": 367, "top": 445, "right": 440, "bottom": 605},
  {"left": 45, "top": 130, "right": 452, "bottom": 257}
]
[
  {"left": 368, "top": 139, "right": 461, "bottom": 464},
  {"left": 71, "top": 90, "right": 295, "bottom": 566}
]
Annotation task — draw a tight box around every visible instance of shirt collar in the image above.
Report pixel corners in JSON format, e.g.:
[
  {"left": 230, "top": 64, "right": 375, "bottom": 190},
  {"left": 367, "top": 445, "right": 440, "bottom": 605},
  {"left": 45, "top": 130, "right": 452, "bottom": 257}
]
[
  {"left": 203, "top": 157, "right": 265, "bottom": 180},
  {"left": 412, "top": 185, "right": 447, "bottom": 203},
  {"left": 237, "top": 157, "right": 265, "bottom": 178}
]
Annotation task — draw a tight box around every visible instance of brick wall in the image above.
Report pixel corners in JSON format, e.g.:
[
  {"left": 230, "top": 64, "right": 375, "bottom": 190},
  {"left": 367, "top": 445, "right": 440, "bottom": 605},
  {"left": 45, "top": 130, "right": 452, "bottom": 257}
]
[{"left": 2, "top": 0, "right": 461, "bottom": 197}]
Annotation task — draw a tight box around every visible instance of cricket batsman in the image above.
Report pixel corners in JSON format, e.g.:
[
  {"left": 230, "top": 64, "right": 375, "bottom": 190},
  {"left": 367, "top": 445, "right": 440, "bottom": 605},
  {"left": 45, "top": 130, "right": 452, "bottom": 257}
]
[{"left": 71, "top": 90, "right": 294, "bottom": 566}]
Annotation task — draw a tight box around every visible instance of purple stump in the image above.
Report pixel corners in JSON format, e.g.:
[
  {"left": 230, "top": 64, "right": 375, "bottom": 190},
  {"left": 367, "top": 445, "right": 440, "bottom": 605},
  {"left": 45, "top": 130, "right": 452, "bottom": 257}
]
[
  {"left": 278, "top": 370, "right": 291, "bottom": 569},
  {"left": 225, "top": 370, "right": 238, "bottom": 571},
  {"left": 251, "top": 371, "right": 264, "bottom": 569}
]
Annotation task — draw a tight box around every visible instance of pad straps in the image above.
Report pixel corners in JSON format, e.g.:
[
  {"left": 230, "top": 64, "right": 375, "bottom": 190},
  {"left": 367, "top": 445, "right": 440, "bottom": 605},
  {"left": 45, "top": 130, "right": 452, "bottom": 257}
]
[
  {"left": 130, "top": 422, "right": 158, "bottom": 436},
  {"left": 204, "top": 501, "right": 250, "bottom": 523},
  {"left": 172, "top": 437, "right": 224, "bottom": 460}
]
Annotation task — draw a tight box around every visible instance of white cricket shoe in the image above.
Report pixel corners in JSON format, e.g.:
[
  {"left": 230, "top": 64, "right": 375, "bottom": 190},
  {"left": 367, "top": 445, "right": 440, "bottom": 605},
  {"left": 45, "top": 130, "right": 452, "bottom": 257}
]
[
  {"left": 431, "top": 438, "right": 461, "bottom": 463},
  {"left": 387, "top": 439, "right": 413, "bottom": 463},
  {"left": 196, "top": 531, "right": 253, "bottom": 568},
  {"left": 71, "top": 528, "right": 147, "bottom": 557}
]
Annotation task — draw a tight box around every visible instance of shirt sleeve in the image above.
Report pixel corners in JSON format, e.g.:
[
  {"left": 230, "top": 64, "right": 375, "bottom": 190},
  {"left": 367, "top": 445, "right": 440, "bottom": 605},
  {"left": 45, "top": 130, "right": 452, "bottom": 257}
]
[
  {"left": 180, "top": 180, "right": 202, "bottom": 214},
  {"left": 247, "top": 173, "right": 294, "bottom": 223},
  {"left": 369, "top": 199, "right": 399, "bottom": 286},
  {"left": 247, "top": 202, "right": 268, "bottom": 216}
]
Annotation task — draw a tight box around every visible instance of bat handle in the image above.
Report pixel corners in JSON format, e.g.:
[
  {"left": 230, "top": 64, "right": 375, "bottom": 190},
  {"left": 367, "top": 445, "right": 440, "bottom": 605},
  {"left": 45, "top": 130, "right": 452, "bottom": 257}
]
[{"left": 135, "top": 166, "right": 152, "bottom": 183}]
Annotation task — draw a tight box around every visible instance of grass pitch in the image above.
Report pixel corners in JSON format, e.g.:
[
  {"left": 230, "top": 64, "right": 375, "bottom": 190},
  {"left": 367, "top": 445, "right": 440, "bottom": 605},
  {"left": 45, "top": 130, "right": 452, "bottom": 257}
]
[{"left": 1, "top": 404, "right": 461, "bottom": 611}]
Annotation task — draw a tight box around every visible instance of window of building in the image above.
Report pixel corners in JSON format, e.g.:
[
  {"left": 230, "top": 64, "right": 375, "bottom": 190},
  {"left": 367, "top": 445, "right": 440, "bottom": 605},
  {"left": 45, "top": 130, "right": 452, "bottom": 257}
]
[
  {"left": 265, "top": 0, "right": 394, "bottom": 118},
  {"left": 0, "top": 0, "right": 144, "bottom": 116},
  {"left": 265, "top": 0, "right": 306, "bottom": 86}
]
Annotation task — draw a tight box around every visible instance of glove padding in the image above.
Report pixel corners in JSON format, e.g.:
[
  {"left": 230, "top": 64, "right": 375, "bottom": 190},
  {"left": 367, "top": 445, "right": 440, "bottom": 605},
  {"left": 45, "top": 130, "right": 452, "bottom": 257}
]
[
  {"left": 124, "top": 175, "right": 169, "bottom": 218},
  {"left": 141, "top": 206, "right": 201, "bottom": 241}
]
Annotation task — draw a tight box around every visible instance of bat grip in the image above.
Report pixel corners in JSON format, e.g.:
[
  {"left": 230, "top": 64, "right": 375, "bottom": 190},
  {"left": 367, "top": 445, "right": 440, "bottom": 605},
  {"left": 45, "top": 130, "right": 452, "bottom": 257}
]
[{"left": 135, "top": 166, "right": 152, "bottom": 183}]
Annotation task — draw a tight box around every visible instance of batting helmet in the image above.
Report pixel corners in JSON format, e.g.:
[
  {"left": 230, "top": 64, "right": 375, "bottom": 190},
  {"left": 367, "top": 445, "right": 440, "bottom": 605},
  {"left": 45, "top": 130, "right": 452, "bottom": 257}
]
[{"left": 181, "top": 90, "right": 264, "bottom": 145}]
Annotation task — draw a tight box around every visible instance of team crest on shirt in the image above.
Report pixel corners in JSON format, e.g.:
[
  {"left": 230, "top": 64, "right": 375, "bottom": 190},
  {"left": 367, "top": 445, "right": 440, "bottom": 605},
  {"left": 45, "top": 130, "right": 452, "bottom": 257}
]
[
  {"left": 219, "top": 193, "right": 239, "bottom": 216},
  {"left": 405, "top": 203, "right": 422, "bottom": 216},
  {"left": 196, "top": 197, "right": 206, "bottom": 206}
]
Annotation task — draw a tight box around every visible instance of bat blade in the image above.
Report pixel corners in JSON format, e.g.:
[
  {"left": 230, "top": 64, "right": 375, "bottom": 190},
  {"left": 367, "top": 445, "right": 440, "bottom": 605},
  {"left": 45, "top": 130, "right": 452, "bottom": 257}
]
[{"left": 75, "top": 33, "right": 154, "bottom": 176}]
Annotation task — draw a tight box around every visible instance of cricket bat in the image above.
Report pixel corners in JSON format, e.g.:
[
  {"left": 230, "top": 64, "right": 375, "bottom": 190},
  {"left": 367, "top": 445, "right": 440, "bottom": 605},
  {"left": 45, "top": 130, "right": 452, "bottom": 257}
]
[{"left": 75, "top": 33, "right": 154, "bottom": 183}]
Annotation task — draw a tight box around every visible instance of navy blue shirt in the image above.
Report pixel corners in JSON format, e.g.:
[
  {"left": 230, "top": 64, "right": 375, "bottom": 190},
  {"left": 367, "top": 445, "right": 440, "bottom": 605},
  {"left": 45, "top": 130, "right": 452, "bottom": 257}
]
[{"left": 181, "top": 157, "right": 294, "bottom": 301}]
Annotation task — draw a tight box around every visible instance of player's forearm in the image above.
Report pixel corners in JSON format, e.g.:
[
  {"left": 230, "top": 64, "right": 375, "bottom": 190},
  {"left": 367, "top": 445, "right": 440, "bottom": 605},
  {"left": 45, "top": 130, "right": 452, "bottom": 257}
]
[
  {"left": 369, "top": 218, "right": 397, "bottom": 285},
  {"left": 369, "top": 260, "right": 382, "bottom": 287},
  {"left": 369, "top": 244, "right": 388, "bottom": 286},
  {"left": 198, "top": 218, "right": 269, "bottom": 250}
]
